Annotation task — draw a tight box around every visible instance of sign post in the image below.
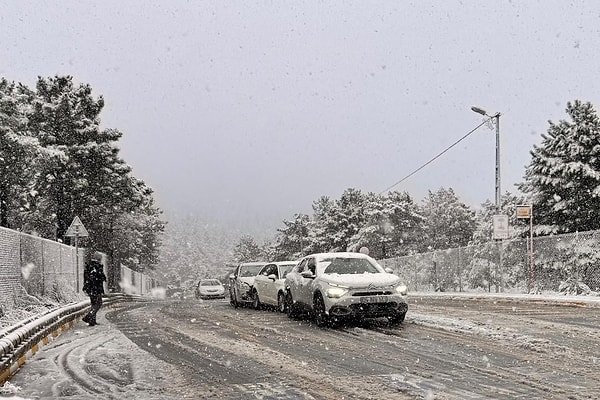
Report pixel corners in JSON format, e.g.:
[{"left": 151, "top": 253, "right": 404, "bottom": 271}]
[
  {"left": 64, "top": 216, "right": 89, "bottom": 292},
  {"left": 492, "top": 214, "right": 509, "bottom": 293},
  {"left": 492, "top": 214, "right": 509, "bottom": 240},
  {"left": 516, "top": 205, "right": 534, "bottom": 292}
]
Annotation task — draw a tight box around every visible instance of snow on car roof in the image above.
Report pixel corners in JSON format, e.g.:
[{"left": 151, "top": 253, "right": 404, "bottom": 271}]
[
  {"left": 312, "top": 252, "right": 376, "bottom": 261},
  {"left": 273, "top": 260, "right": 297, "bottom": 265}
]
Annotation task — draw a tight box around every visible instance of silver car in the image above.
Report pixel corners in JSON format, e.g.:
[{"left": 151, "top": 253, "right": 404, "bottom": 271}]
[
  {"left": 284, "top": 252, "right": 408, "bottom": 326},
  {"left": 251, "top": 261, "right": 297, "bottom": 312},
  {"left": 195, "top": 279, "right": 226, "bottom": 300},
  {"left": 228, "top": 262, "right": 266, "bottom": 307}
]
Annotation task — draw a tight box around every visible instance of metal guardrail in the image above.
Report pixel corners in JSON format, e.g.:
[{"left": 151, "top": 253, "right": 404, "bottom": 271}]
[{"left": 0, "top": 293, "right": 146, "bottom": 385}]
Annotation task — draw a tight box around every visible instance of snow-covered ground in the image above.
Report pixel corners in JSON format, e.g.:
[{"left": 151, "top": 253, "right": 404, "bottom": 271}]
[{"left": 1, "top": 290, "right": 599, "bottom": 399}]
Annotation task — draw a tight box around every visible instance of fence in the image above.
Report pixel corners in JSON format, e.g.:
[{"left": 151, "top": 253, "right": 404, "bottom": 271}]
[
  {"left": 0, "top": 226, "right": 159, "bottom": 314},
  {"left": 380, "top": 230, "right": 600, "bottom": 294},
  {"left": 120, "top": 265, "right": 160, "bottom": 295},
  {"left": 0, "top": 227, "right": 85, "bottom": 312}
]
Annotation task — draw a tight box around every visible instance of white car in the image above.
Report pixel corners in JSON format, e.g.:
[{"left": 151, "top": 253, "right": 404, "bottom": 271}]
[
  {"left": 228, "top": 262, "right": 266, "bottom": 307},
  {"left": 284, "top": 252, "right": 408, "bottom": 327},
  {"left": 195, "top": 279, "right": 226, "bottom": 300},
  {"left": 251, "top": 261, "right": 297, "bottom": 312}
]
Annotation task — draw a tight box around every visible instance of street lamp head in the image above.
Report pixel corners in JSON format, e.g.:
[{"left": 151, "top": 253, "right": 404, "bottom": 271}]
[{"left": 471, "top": 106, "right": 487, "bottom": 116}]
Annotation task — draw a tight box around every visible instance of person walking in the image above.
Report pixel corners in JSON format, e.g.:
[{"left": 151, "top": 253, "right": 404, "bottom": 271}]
[{"left": 82, "top": 251, "right": 107, "bottom": 326}]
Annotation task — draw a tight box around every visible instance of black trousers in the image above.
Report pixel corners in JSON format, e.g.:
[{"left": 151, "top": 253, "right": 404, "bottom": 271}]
[{"left": 85, "top": 293, "right": 103, "bottom": 324}]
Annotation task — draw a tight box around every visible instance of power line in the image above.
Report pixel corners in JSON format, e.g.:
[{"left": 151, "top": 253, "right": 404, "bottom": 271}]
[{"left": 379, "top": 118, "right": 491, "bottom": 195}]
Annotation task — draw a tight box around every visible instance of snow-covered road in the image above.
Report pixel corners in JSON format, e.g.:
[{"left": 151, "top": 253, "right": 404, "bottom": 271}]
[{"left": 2, "top": 293, "right": 600, "bottom": 399}]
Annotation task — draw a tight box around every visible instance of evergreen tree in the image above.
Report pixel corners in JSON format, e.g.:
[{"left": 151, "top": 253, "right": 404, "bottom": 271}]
[
  {"left": 271, "top": 213, "right": 309, "bottom": 260},
  {"left": 332, "top": 188, "right": 367, "bottom": 251},
  {"left": 347, "top": 192, "right": 391, "bottom": 258},
  {"left": 232, "top": 235, "right": 265, "bottom": 263},
  {"left": 0, "top": 75, "right": 166, "bottom": 289},
  {"left": 0, "top": 78, "right": 48, "bottom": 228},
  {"left": 306, "top": 196, "right": 338, "bottom": 253},
  {"left": 348, "top": 191, "right": 425, "bottom": 259},
  {"left": 28, "top": 76, "right": 107, "bottom": 240},
  {"left": 520, "top": 100, "right": 600, "bottom": 233},
  {"left": 423, "top": 187, "right": 476, "bottom": 250},
  {"left": 385, "top": 191, "right": 427, "bottom": 256}
]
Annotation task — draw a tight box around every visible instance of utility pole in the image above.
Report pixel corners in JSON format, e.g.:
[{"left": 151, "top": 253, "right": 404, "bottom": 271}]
[{"left": 471, "top": 106, "right": 501, "bottom": 208}]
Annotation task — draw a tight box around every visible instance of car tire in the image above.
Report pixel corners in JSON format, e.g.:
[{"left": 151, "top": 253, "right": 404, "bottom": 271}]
[
  {"left": 388, "top": 312, "right": 406, "bottom": 326},
  {"left": 252, "top": 290, "right": 261, "bottom": 310},
  {"left": 277, "top": 291, "right": 286, "bottom": 313},
  {"left": 286, "top": 292, "right": 300, "bottom": 319},
  {"left": 230, "top": 288, "right": 239, "bottom": 308},
  {"left": 313, "top": 292, "right": 329, "bottom": 327}
]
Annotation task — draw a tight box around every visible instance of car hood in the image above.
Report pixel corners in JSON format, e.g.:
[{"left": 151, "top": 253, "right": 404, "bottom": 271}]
[
  {"left": 238, "top": 276, "right": 256, "bottom": 286},
  {"left": 320, "top": 273, "right": 401, "bottom": 288},
  {"left": 199, "top": 285, "right": 224, "bottom": 291}
]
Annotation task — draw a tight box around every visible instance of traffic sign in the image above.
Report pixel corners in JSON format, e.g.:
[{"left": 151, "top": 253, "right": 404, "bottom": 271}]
[
  {"left": 65, "top": 216, "right": 89, "bottom": 237},
  {"left": 492, "top": 214, "right": 509, "bottom": 240},
  {"left": 516, "top": 205, "right": 532, "bottom": 219}
]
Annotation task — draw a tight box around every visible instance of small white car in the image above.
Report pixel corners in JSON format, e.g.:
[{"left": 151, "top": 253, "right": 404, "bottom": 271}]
[
  {"left": 284, "top": 252, "right": 408, "bottom": 326},
  {"left": 251, "top": 261, "right": 297, "bottom": 312},
  {"left": 228, "top": 262, "right": 266, "bottom": 307},
  {"left": 195, "top": 279, "right": 226, "bottom": 300}
]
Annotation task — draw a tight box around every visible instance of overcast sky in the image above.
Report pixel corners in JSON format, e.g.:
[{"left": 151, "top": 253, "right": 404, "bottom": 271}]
[{"left": 2, "top": 1, "right": 600, "bottom": 233}]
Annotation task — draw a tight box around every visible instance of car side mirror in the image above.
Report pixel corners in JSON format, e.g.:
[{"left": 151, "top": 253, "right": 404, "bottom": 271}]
[
  {"left": 300, "top": 270, "right": 315, "bottom": 279},
  {"left": 267, "top": 274, "right": 277, "bottom": 281},
  {"left": 384, "top": 267, "right": 394, "bottom": 274}
]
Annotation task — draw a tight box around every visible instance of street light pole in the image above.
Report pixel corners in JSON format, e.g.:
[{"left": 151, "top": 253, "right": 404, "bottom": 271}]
[{"left": 471, "top": 106, "right": 501, "bottom": 208}]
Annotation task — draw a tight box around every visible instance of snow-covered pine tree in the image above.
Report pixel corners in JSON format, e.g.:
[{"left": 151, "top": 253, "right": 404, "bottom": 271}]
[
  {"left": 25, "top": 76, "right": 163, "bottom": 282},
  {"left": 0, "top": 78, "right": 47, "bottom": 229},
  {"left": 348, "top": 191, "right": 425, "bottom": 259},
  {"left": 423, "top": 187, "right": 476, "bottom": 250},
  {"left": 520, "top": 100, "right": 600, "bottom": 234},
  {"left": 28, "top": 75, "right": 107, "bottom": 240},
  {"left": 271, "top": 213, "right": 310, "bottom": 260},
  {"left": 232, "top": 235, "right": 266, "bottom": 263}
]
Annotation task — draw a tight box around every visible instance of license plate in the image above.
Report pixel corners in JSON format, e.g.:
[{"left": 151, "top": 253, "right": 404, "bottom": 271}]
[{"left": 360, "top": 295, "right": 388, "bottom": 303}]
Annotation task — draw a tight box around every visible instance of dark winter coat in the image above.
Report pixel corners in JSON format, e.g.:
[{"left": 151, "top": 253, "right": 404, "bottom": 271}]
[{"left": 83, "top": 260, "right": 107, "bottom": 295}]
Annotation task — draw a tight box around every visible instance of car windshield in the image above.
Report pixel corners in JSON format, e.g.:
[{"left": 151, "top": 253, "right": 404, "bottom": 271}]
[
  {"left": 279, "top": 264, "right": 295, "bottom": 279},
  {"left": 239, "top": 265, "right": 263, "bottom": 277},
  {"left": 200, "top": 280, "right": 221, "bottom": 286},
  {"left": 321, "top": 257, "right": 380, "bottom": 275}
]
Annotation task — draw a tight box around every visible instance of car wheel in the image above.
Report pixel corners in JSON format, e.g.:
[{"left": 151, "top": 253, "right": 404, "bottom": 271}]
[
  {"left": 388, "top": 312, "right": 406, "bottom": 326},
  {"left": 252, "top": 290, "right": 261, "bottom": 310},
  {"left": 230, "top": 288, "right": 239, "bottom": 308},
  {"left": 286, "top": 292, "right": 300, "bottom": 319},
  {"left": 277, "top": 291, "right": 286, "bottom": 313},
  {"left": 313, "top": 292, "right": 329, "bottom": 327}
]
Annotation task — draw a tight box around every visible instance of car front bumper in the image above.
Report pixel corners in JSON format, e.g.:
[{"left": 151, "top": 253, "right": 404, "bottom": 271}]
[
  {"left": 325, "top": 294, "right": 408, "bottom": 319},
  {"left": 199, "top": 292, "right": 226, "bottom": 299}
]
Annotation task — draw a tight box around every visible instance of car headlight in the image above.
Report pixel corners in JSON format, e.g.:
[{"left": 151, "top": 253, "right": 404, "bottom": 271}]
[
  {"left": 395, "top": 284, "right": 408, "bottom": 295},
  {"left": 326, "top": 286, "right": 348, "bottom": 298}
]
